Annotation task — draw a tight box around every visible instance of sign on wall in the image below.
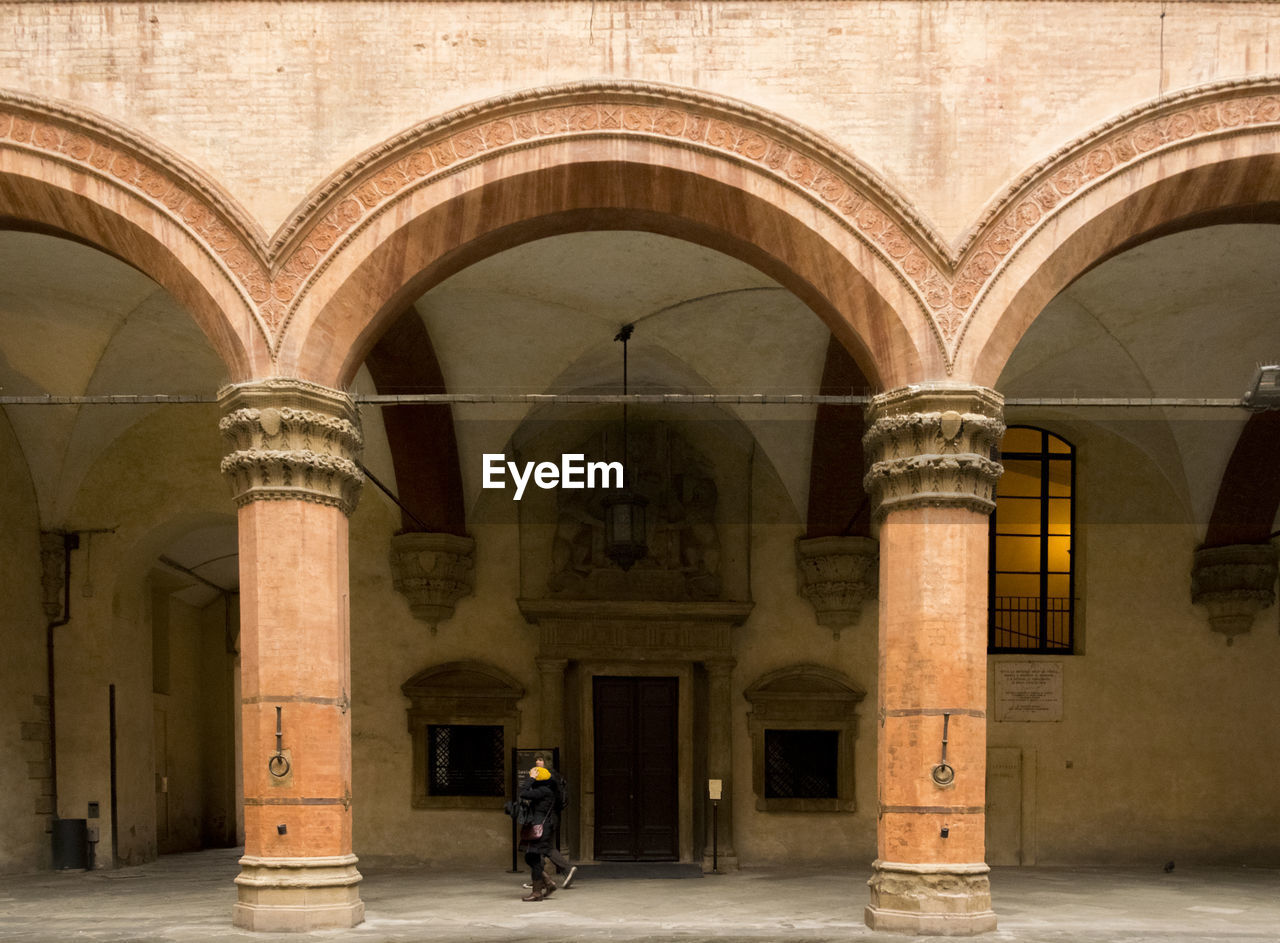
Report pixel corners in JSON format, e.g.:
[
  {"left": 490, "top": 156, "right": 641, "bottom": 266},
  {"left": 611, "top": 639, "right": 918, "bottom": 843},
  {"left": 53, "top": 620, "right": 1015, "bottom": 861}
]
[{"left": 995, "top": 662, "right": 1063, "bottom": 722}]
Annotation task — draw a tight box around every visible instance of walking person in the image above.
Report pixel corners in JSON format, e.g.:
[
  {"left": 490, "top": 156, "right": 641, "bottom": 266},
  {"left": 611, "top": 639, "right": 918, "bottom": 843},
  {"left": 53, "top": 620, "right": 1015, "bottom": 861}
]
[
  {"left": 518, "top": 765, "right": 558, "bottom": 902},
  {"left": 535, "top": 756, "right": 577, "bottom": 888}
]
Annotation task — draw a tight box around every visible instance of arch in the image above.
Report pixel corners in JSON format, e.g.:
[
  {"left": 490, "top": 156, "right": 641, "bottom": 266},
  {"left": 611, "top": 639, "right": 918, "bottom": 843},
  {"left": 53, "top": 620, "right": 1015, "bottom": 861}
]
[
  {"left": 266, "top": 82, "right": 937, "bottom": 389},
  {"left": 0, "top": 90, "right": 263, "bottom": 378},
  {"left": 364, "top": 308, "right": 466, "bottom": 535},
  {"left": 1203, "top": 411, "right": 1280, "bottom": 549},
  {"left": 805, "top": 337, "right": 872, "bottom": 538},
  {"left": 956, "top": 78, "right": 1280, "bottom": 384}
]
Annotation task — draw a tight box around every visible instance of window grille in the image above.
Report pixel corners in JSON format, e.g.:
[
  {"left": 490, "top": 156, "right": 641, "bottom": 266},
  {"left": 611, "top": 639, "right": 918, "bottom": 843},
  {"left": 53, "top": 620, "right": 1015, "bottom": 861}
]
[
  {"left": 989, "top": 426, "right": 1075, "bottom": 653},
  {"left": 763, "top": 729, "right": 839, "bottom": 799},
  {"left": 427, "top": 724, "right": 505, "bottom": 797}
]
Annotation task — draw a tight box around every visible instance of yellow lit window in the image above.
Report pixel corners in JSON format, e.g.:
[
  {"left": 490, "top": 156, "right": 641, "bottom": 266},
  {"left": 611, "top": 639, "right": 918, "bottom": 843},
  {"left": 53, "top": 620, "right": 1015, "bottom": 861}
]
[{"left": 989, "top": 427, "right": 1075, "bottom": 652}]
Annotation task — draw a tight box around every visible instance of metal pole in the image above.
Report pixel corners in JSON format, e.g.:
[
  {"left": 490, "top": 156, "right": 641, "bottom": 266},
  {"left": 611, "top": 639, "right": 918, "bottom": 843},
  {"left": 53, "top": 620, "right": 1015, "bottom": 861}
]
[{"left": 712, "top": 799, "right": 719, "bottom": 874}]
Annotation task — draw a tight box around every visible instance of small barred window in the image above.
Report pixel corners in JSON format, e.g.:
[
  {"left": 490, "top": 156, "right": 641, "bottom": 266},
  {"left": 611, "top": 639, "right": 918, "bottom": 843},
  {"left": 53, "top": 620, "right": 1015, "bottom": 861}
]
[
  {"left": 764, "top": 729, "right": 839, "bottom": 799},
  {"left": 427, "top": 724, "right": 505, "bottom": 797}
]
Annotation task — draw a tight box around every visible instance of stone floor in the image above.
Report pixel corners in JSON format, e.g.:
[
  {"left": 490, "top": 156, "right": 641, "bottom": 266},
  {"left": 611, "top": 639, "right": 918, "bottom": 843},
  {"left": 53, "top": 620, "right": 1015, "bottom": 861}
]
[{"left": 0, "top": 849, "right": 1277, "bottom": 942}]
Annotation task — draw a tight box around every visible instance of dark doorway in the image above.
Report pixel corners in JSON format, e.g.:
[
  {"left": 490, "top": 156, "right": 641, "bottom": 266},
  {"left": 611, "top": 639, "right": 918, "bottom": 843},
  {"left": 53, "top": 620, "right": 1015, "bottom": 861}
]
[{"left": 593, "top": 676, "right": 679, "bottom": 861}]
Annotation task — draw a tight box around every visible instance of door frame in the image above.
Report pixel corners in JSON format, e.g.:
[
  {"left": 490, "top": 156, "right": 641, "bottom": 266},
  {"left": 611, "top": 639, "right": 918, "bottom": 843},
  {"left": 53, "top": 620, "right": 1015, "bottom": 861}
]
[{"left": 578, "top": 661, "right": 694, "bottom": 863}]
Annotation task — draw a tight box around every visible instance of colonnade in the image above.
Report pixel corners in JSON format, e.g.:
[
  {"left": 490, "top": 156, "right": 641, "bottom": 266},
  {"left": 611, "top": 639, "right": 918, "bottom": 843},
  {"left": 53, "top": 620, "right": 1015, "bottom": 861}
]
[{"left": 221, "top": 377, "right": 1003, "bottom": 935}]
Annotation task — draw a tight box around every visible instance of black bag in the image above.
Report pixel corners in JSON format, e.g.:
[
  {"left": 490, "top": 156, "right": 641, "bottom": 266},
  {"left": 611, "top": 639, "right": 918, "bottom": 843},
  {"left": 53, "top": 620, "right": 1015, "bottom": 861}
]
[
  {"left": 503, "top": 798, "right": 533, "bottom": 824},
  {"left": 519, "top": 808, "right": 550, "bottom": 842},
  {"left": 552, "top": 772, "right": 570, "bottom": 813}
]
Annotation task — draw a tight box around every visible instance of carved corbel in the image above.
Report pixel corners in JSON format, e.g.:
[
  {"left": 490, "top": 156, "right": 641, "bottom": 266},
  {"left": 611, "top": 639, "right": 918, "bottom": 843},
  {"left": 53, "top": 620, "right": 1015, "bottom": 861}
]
[
  {"left": 1191, "top": 543, "right": 1278, "bottom": 643},
  {"left": 795, "top": 536, "right": 879, "bottom": 639},
  {"left": 389, "top": 532, "right": 476, "bottom": 632}
]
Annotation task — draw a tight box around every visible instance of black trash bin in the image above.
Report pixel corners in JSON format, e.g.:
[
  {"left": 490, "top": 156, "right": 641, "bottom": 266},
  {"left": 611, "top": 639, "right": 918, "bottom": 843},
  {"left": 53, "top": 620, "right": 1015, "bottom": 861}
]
[{"left": 52, "top": 818, "right": 88, "bottom": 870}]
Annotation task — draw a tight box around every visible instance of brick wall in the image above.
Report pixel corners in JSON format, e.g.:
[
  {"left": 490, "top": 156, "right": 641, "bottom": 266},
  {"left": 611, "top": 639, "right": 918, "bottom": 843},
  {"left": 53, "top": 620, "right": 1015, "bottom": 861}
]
[{"left": 3, "top": 2, "right": 1277, "bottom": 236}]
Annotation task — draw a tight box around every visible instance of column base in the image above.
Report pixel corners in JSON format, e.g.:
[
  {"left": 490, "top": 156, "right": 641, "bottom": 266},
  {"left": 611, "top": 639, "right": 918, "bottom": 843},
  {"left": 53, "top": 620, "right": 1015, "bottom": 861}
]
[
  {"left": 865, "top": 860, "right": 997, "bottom": 936},
  {"left": 233, "top": 855, "right": 365, "bottom": 931}
]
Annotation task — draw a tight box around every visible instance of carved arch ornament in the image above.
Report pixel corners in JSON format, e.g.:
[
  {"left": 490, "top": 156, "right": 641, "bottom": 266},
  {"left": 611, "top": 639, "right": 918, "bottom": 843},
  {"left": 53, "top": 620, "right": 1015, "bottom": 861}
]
[{"left": 4, "top": 79, "right": 1280, "bottom": 370}]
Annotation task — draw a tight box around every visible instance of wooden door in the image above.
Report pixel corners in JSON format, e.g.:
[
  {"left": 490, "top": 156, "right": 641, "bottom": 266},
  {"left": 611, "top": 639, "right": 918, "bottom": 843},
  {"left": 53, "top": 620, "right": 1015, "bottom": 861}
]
[{"left": 593, "top": 676, "right": 678, "bottom": 861}]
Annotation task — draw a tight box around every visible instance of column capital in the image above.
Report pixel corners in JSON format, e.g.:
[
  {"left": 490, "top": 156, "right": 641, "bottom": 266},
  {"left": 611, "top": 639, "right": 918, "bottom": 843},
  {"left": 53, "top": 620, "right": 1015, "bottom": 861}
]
[
  {"left": 862, "top": 383, "right": 1004, "bottom": 521},
  {"left": 219, "top": 378, "right": 364, "bottom": 516},
  {"left": 703, "top": 658, "right": 736, "bottom": 678}
]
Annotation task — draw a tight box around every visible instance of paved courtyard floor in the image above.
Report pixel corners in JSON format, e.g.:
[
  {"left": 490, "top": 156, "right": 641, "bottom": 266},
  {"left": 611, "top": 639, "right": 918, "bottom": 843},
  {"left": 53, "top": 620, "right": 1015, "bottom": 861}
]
[{"left": 1, "top": 848, "right": 1277, "bottom": 942}]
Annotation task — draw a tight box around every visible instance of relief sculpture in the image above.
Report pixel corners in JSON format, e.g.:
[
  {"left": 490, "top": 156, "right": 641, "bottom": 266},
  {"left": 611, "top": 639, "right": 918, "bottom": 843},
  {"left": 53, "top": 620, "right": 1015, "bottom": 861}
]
[{"left": 548, "top": 423, "right": 721, "bottom": 601}]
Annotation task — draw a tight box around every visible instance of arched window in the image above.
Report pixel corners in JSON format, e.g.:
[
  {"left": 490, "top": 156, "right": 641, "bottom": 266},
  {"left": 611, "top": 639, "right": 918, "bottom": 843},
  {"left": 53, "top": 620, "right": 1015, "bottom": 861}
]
[{"left": 989, "top": 426, "right": 1075, "bottom": 653}]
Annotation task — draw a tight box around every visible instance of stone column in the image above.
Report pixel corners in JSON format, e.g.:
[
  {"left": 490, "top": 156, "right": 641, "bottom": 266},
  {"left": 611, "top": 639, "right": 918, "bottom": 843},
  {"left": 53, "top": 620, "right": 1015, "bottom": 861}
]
[
  {"left": 861, "top": 384, "right": 1004, "bottom": 935},
  {"left": 536, "top": 657, "right": 568, "bottom": 747},
  {"left": 704, "top": 658, "right": 738, "bottom": 869},
  {"left": 219, "top": 378, "right": 365, "bottom": 931}
]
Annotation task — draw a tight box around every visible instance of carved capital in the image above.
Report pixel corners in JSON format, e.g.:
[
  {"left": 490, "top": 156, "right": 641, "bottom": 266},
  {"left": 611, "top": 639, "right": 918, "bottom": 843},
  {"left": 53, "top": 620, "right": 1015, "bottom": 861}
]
[
  {"left": 795, "top": 536, "right": 879, "bottom": 638},
  {"left": 219, "top": 378, "right": 364, "bottom": 516},
  {"left": 1191, "top": 543, "right": 1278, "bottom": 641},
  {"left": 862, "top": 385, "right": 1004, "bottom": 521},
  {"left": 389, "top": 532, "right": 475, "bottom": 631}
]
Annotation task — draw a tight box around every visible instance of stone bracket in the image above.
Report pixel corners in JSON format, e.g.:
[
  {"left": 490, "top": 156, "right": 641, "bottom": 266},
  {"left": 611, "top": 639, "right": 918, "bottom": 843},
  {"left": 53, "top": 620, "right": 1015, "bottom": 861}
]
[
  {"left": 389, "top": 532, "right": 476, "bottom": 632},
  {"left": 795, "top": 535, "right": 879, "bottom": 638},
  {"left": 1191, "top": 543, "right": 1278, "bottom": 642}
]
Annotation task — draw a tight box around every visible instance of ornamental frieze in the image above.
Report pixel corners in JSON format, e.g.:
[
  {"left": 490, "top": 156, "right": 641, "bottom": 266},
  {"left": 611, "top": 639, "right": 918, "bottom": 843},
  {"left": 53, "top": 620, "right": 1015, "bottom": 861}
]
[{"left": 5, "top": 79, "right": 1280, "bottom": 366}]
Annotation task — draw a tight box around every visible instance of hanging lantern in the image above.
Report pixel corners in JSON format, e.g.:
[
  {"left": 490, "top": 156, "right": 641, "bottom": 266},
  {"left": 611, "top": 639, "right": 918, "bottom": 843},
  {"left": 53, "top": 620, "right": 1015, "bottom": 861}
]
[
  {"left": 603, "top": 488, "right": 648, "bottom": 572},
  {"left": 602, "top": 323, "right": 648, "bottom": 571}
]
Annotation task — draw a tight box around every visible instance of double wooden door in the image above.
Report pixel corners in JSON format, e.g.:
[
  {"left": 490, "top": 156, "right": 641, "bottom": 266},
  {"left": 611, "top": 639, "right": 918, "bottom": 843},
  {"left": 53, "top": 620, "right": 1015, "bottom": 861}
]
[{"left": 592, "top": 676, "right": 678, "bottom": 861}]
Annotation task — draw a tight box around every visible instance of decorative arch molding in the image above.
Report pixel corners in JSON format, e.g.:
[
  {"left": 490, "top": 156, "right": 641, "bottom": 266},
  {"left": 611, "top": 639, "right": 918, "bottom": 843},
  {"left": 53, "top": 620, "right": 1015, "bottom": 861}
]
[
  {"left": 962, "top": 76, "right": 1280, "bottom": 381},
  {"left": 9, "top": 79, "right": 1279, "bottom": 382},
  {"left": 271, "top": 80, "right": 937, "bottom": 383},
  {"left": 275, "top": 76, "right": 1280, "bottom": 379},
  {"left": 0, "top": 90, "right": 263, "bottom": 373}
]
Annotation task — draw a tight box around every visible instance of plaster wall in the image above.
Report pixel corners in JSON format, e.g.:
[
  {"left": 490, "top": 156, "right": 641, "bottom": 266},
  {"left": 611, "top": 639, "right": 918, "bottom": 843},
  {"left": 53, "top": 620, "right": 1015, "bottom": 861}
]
[
  {"left": 152, "top": 593, "right": 236, "bottom": 854},
  {"left": 3, "top": 2, "right": 1277, "bottom": 239},
  {"left": 0, "top": 416, "right": 51, "bottom": 874},
  {"left": 349, "top": 492, "right": 536, "bottom": 867},
  {"left": 986, "top": 422, "right": 1280, "bottom": 867},
  {"left": 50, "top": 404, "right": 231, "bottom": 867},
  {"left": 343, "top": 401, "right": 1280, "bottom": 870}
]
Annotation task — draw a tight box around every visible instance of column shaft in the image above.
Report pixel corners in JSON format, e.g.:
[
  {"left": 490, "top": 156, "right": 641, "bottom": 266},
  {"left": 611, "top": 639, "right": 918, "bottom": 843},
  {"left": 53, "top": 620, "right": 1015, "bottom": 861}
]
[
  {"left": 862, "top": 384, "right": 1002, "bottom": 936},
  {"left": 221, "top": 378, "right": 365, "bottom": 932}
]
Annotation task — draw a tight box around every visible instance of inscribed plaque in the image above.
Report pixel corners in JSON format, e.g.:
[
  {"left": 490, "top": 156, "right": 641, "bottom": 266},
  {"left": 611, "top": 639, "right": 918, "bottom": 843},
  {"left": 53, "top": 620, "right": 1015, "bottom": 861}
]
[{"left": 995, "top": 661, "right": 1063, "bottom": 722}]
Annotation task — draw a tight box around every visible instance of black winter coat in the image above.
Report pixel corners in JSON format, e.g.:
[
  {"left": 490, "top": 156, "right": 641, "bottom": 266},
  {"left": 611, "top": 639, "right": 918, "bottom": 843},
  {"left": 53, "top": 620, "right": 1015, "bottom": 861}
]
[{"left": 517, "top": 779, "right": 557, "bottom": 852}]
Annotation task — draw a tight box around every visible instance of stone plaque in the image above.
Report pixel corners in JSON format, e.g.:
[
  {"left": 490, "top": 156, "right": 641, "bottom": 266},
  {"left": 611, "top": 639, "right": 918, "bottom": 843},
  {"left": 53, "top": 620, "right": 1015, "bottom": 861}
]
[{"left": 995, "top": 662, "right": 1063, "bottom": 722}]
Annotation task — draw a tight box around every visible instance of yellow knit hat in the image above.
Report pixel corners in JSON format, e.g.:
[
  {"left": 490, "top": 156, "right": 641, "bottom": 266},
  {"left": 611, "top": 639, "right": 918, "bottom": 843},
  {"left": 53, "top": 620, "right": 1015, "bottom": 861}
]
[{"left": 532, "top": 767, "right": 551, "bottom": 781}]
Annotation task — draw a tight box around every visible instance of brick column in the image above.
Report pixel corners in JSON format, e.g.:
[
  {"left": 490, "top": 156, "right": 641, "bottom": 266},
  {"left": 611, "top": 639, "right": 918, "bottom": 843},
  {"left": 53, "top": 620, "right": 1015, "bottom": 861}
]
[
  {"left": 704, "top": 658, "right": 737, "bottom": 869},
  {"left": 861, "top": 384, "right": 1003, "bottom": 936},
  {"left": 219, "top": 378, "right": 365, "bottom": 932}
]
